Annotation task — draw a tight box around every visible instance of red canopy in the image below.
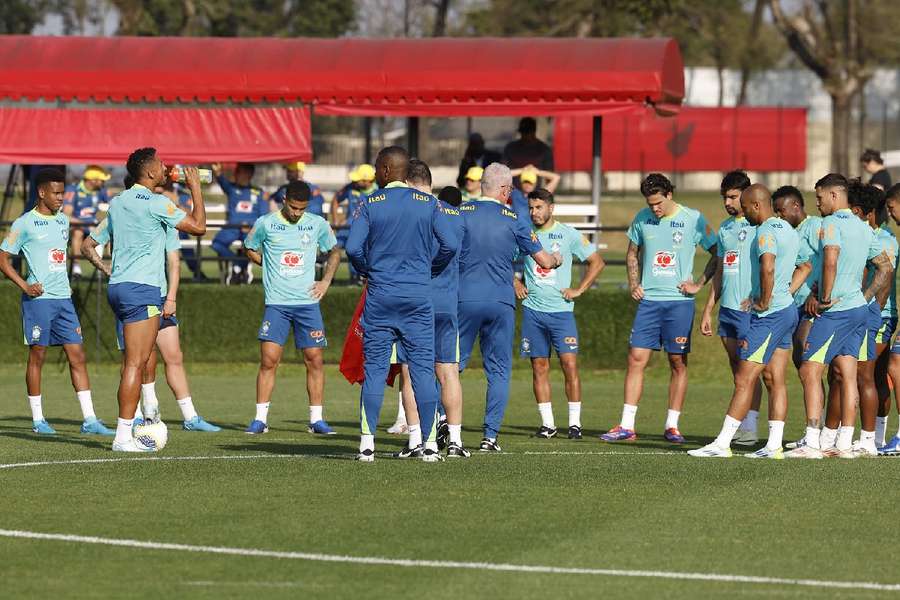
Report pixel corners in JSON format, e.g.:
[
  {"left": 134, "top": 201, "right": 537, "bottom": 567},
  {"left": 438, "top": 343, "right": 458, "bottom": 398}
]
[
  {"left": 0, "top": 106, "right": 310, "bottom": 164},
  {"left": 554, "top": 107, "right": 807, "bottom": 172},
  {"left": 0, "top": 36, "right": 683, "bottom": 116}
]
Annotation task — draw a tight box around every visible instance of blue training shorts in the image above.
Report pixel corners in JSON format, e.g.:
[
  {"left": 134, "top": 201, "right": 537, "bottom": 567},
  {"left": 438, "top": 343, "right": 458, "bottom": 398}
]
[
  {"left": 717, "top": 306, "right": 751, "bottom": 340},
  {"left": 21, "top": 296, "right": 82, "bottom": 346},
  {"left": 258, "top": 304, "right": 326, "bottom": 349},
  {"left": 860, "top": 301, "right": 884, "bottom": 361},
  {"left": 107, "top": 283, "right": 162, "bottom": 324},
  {"left": 877, "top": 316, "right": 897, "bottom": 347},
  {"left": 802, "top": 305, "right": 869, "bottom": 364},
  {"left": 520, "top": 306, "right": 579, "bottom": 358},
  {"left": 115, "top": 297, "right": 178, "bottom": 351},
  {"left": 739, "top": 305, "right": 798, "bottom": 364},
  {"left": 629, "top": 298, "right": 695, "bottom": 354}
]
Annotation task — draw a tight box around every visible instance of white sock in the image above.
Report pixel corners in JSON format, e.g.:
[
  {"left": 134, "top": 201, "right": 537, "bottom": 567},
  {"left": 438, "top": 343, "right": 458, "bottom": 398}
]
[
  {"left": 255, "top": 402, "right": 270, "bottom": 424},
  {"left": 740, "top": 409, "right": 758, "bottom": 432},
  {"left": 232, "top": 265, "right": 242, "bottom": 274},
  {"left": 568, "top": 402, "right": 581, "bottom": 428},
  {"left": 714, "top": 415, "right": 742, "bottom": 448},
  {"left": 76, "top": 390, "right": 95, "bottom": 419},
  {"left": 537, "top": 402, "right": 555, "bottom": 429},
  {"left": 620, "top": 404, "right": 638, "bottom": 430},
  {"left": 134, "top": 399, "right": 143, "bottom": 419},
  {"left": 424, "top": 440, "right": 438, "bottom": 452},
  {"left": 805, "top": 426, "right": 822, "bottom": 450},
  {"left": 665, "top": 409, "right": 680, "bottom": 430},
  {"left": 360, "top": 433, "right": 374, "bottom": 453},
  {"left": 819, "top": 426, "right": 837, "bottom": 450},
  {"left": 394, "top": 394, "right": 407, "bottom": 425},
  {"left": 141, "top": 383, "right": 159, "bottom": 418},
  {"left": 72, "top": 262, "right": 82, "bottom": 275},
  {"left": 860, "top": 429, "right": 876, "bottom": 451},
  {"left": 177, "top": 397, "right": 197, "bottom": 421},
  {"left": 836, "top": 426, "right": 854, "bottom": 451},
  {"left": 408, "top": 423, "right": 422, "bottom": 448},
  {"left": 114, "top": 417, "right": 133, "bottom": 444},
  {"left": 28, "top": 395, "right": 43, "bottom": 421},
  {"left": 448, "top": 424, "right": 462, "bottom": 445},
  {"left": 766, "top": 420, "right": 784, "bottom": 451},
  {"left": 875, "top": 416, "right": 888, "bottom": 447},
  {"left": 309, "top": 405, "right": 323, "bottom": 424}
]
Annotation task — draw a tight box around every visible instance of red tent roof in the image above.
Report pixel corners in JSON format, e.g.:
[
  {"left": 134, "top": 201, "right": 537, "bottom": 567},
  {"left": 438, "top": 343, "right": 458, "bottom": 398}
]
[{"left": 0, "top": 36, "right": 684, "bottom": 116}]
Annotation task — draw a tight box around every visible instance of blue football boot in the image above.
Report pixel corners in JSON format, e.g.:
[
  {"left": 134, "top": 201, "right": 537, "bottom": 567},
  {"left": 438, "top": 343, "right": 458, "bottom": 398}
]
[
  {"left": 183, "top": 416, "right": 221, "bottom": 432},
  {"left": 308, "top": 420, "right": 336, "bottom": 435},
  {"left": 245, "top": 419, "right": 269, "bottom": 434},
  {"left": 32, "top": 419, "right": 56, "bottom": 435},
  {"left": 81, "top": 416, "right": 115, "bottom": 436}
]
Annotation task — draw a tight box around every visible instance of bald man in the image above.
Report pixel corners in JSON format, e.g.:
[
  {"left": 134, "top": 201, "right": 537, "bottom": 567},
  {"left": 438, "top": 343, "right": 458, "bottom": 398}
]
[
  {"left": 690, "top": 184, "right": 809, "bottom": 458},
  {"left": 345, "top": 146, "right": 457, "bottom": 462}
]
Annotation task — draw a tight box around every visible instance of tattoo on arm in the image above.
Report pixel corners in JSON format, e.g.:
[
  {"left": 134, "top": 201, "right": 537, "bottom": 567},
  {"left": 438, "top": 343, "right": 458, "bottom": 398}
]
[
  {"left": 864, "top": 252, "right": 893, "bottom": 303},
  {"left": 626, "top": 242, "right": 641, "bottom": 288},
  {"left": 699, "top": 246, "right": 718, "bottom": 286}
]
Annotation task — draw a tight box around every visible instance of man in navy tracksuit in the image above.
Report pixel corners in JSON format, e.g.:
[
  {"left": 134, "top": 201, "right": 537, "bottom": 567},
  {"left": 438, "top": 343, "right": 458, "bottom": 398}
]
[
  {"left": 458, "top": 162, "right": 562, "bottom": 451},
  {"left": 345, "top": 146, "right": 457, "bottom": 463},
  {"left": 211, "top": 163, "right": 268, "bottom": 284}
]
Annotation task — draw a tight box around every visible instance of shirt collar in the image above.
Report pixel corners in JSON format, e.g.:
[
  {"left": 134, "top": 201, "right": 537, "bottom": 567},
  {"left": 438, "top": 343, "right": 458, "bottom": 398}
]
[
  {"left": 480, "top": 195, "right": 504, "bottom": 205},
  {"left": 384, "top": 181, "right": 406, "bottom": 189}
]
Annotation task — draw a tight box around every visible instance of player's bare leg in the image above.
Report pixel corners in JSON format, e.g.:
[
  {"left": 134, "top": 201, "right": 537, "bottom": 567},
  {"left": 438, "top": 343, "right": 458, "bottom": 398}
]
[
  {"left": 152, "top": 326, "right": 218, "bottom": 431},
  {"left": 70, "top": 228, "right": 85, "bottom": 277},
  {"left": 559, "top": 353, "right": 582, "bottom": 438},
  {"left": 795, "top": 360, "right": 827, "bottom": 453},
  {"left": 821, "top": 365, "right": 842, "bottom": 451},
  {"left": 247, "top": 341, "right": 283, "bottom": 434},
  {"left": 531, "top": 357, "right": 555, "bottom": 436},
  {"left": 786, "top": 318, "right": 822, "bottom": 449},
  {"left": 26, "top": 345, "right": 46, "bottom": 398},
  {"left": 435, "top": 361, "right": 466, "bottom": 455},
  {"left": 303, "top": 346, "right": 332, "bottom": 434},
  {"left": 61, "top": 342, "right": 109, "bottom": 435},
  {"left": 663, "top": 352, "right": 688, "bottom": 440},
  {"left": 874, "top": 343, "right": 891, "bottom": 448},
  {"left": 833, "top": 354, "right": 860, "bottom": 455},
  {"left": 603, "top": 347, "right": 651, "bottom": 440},
  {"left": 112, "top": 317, "right": 160, "bottom": 449},
  {"left": 395, "top": 365, "right": 423, "bottom": 457},
  {"left": 723, "top": 336, "right": 762, "bottom": 444},
  {"left": 884, "top": 352, "right": 900, "bottom": 453}
]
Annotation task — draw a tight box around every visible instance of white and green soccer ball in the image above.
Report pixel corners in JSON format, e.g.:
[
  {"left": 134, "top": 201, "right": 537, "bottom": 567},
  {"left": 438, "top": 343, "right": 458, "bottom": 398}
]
[{"left": 133, "top": 420, "right": 168, "bottom": 450}]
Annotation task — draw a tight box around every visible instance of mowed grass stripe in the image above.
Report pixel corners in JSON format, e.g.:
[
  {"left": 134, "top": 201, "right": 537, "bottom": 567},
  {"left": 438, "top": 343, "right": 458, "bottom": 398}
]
[{"left": 1, "top": 528, "right": 899, "bottom": 593}]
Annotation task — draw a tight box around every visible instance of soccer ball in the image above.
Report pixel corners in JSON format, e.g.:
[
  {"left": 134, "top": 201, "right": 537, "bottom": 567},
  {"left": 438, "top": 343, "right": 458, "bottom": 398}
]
[{"left": 133, "top": 420, "right": 168, "bottom": 450}]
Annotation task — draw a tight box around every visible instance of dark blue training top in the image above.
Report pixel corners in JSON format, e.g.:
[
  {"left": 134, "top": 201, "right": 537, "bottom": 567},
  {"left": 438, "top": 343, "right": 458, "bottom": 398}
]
[
  {"left": 431, "top": 200, "right": 464, "bottom": 314},
  {"left": 345, "top": 182, "right": 457, "bottom": 300},
  {"left": 458, "top": 198, "right": 543, "bottom": 307},
  {"left": 217, "top": 175, "right": 267, "bottom": 225}
]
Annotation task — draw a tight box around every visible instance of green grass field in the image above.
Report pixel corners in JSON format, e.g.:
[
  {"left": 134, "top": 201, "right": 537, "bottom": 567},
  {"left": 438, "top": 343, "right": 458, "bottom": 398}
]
[{"left": 2, "top": 361, "right": 900, "bottom": 598}]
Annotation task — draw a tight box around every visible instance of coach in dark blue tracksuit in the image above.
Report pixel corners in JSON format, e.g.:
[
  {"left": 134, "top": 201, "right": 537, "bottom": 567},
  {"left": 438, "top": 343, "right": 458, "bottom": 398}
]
[
  {"left": 211, "top": 163, "right": 268, "bottom": 284},
  {"left": 345, "top": 146, "right": 457, "bottom": 462},
  {"left": 458, "top": 163, "right": 562, "bottom": 452}
]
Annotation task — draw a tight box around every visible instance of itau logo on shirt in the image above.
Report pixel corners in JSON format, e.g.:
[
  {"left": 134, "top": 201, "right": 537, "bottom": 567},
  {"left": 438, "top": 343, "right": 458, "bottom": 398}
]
[
  {"left": 279, "top": 251, "right": 304, "bottom": 276},
  {"left": 48, "top": 248, "right": 66, "bottom": 272},
  {"left": 652, "top": 251, "right": 677, "bottom": 275}
]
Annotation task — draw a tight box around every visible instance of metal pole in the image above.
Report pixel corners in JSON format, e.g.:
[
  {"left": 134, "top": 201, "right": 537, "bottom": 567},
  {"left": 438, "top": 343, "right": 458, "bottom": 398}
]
[
  {"left": 408, "top": 117, "right": 420, "bottom": 157},
  {"left": 95, "top": 268, "right": 101, "bottom": 358},
  {"left": 591, "top": 115, "right": 602, "bottom": 231},
  {"left": 363, "top": 117, "right": 373, "bottom": 164}
]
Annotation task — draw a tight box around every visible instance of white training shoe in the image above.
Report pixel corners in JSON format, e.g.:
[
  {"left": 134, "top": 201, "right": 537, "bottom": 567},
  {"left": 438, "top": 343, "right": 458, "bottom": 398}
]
[
  {"left": 784, "top": 445, "right": 824, "bottom": 459},
  {"left": 687, "top": 443, "right": 732, "bottom": 458},
  {"left": 111, "top": 437, "right": 157, "bottom": 453},
  {"left": 732, "top": 429, "right": 758, "bottom": 446},
  {"left": 744, "top": 446, "right": 784, "bottom": 459},
  {"left": 785, "top": 436, "right": 806, "bottom": 450},
  {"left": 839, "top": 442, "right": 877, "bottom": 459},
  {"left": 356, "top": 449, "right": 375, "bottom": 462},
  {"left": 386, "top": 422, "right": 408, "bottom": 435}
]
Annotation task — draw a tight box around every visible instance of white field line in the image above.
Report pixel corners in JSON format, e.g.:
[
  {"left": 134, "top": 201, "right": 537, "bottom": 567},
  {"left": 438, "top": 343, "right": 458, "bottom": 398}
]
[
  {"left": 0, "top": 528, "right": 898, "bottom": 592},
  {"left": 0, "top": 451, "right": 681, "bottom": 471}
]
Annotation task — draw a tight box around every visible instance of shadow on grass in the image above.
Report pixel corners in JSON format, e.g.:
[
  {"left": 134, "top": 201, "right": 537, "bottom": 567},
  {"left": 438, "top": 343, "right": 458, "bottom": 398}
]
[
  {"left": 217, "top": 441, "right": 358, "bottom": 459},
  {"left": 0, "top": 429, "right": 109, "bottom": 450}
]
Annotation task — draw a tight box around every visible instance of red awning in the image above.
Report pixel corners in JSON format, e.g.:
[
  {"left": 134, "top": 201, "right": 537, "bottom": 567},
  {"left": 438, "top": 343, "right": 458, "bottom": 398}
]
[
  {"left": 554, "top": 107, "right": 807, "bottom": 172},
  {"left": 0, "top": 36, "right": 684, "bottom": 116},
  {"left": 0, "top": 106, "right": 310, "bottom": 164}
]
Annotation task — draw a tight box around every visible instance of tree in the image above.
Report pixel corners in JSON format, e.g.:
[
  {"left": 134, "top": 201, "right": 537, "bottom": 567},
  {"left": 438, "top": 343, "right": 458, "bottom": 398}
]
[
  {"left": 0, "top": 0, "right": 47, "bottom": 34},
  {"left": 768, "top": 0, "right": 881, "bottom": 173}
]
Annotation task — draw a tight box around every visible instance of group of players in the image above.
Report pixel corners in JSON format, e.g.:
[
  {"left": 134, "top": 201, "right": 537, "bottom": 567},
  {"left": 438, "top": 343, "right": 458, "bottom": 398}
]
[{"left": 5, "top": 142, "right": 900, "bottom": 460}]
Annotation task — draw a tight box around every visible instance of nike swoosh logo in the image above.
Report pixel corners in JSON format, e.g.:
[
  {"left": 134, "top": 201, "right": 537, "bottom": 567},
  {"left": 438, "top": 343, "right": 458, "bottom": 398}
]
[{"left": 35, "top": 234, "right": 47, "bottom": 239}]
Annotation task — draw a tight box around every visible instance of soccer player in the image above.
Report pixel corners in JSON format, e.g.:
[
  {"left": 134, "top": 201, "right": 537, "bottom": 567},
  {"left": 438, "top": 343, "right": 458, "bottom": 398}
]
[
  {"left": 270, "top": 162, "right": 325, "bottom": 217},
  {"left": 0, "top": 168, "right": 112, "bottom": 436},
  {"left": 393, "top": 163, "right": 470, "bottom": 458},
  {"left": 699, "top": 171, "right": 763, "bottom": 445},
  {"left": 881, "top": 185, "right": 900, "bottom": 453},
  {"left": 83, "top": 185, "right": 220, "bottom": 433},
  {"left": 688, "top": 184, "right": 805, "bottom": 458},
  {"left": 63, "top": 165, "right": 110, "bottom": 279},
  {"left": 458, "top": 162, "right": 562, "bottom": 452},
  {"left": 242, "top": 180, "right": 341, "bottom": 435},
  {"left": 106, "top": 150, "right": 207, "bottom": 452},
  {"left": 602, "top": 173, "right": 718, "bottom": 443},
  {"left": 332, "top": 164, "right": 377, "bottom": 285},
  {"left": 211, "top": 162, "right": 268, "bottom": 285},
  {"left": 514, "top": 188, "right": 604, "bottom": 439},
  {"left": 461, "top": 166, "right": 483, "bottom": 202},
  {"left": 345, "top": 146, "right": 457, "bottom": 462},
  {"left": 787, "top": 173, "right": 891, "bottom": 459}
]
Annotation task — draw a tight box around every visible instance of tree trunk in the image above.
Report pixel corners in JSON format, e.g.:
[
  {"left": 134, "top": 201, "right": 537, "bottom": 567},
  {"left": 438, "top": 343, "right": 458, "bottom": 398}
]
[
  {"left": 717, "top": 67, "right": 725, "bottom": 107},
  {"left": 831, "top": 93, "right": 852, "bottom": 174}
]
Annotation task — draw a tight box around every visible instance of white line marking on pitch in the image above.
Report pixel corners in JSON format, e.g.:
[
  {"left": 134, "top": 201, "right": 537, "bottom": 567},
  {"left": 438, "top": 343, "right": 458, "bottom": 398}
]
[{"left": 0, "top": 528, "right": 897, "bottom": 592}]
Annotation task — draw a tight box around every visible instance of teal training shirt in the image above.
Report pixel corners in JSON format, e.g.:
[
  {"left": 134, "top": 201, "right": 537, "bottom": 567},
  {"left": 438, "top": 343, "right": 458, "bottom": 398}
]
[
  {"left": 93, "top": 210, "right": 182, "bottom": 297},
  {"left": 717, "top": 215, "right": 755, "bottom": 311},
  {"left": 751, "top": 216, "right": 800, "bottom": 317},
  {"left": 626, "top": 204, "right": 718, "bottom": 301},
  {"left": 522, "top": 220, "right": 597, "bottom": 313},
  {"left": 106, "top": 185, "right": 186, "bottom": 288},
  {"left": 864, "top": 224, "right": 899, "bottom": 318},
  {"left": 818, "top": 208, "right": 882, "bottom": 312},
  {"left": 792, "top": 215, "right": 822, "bottom": 306},
  {"left": 0, "top": 208, "right": 71, "bottom": 299},
  {"left": 245, "top": 210, "right": 337, "bottom": 306}
]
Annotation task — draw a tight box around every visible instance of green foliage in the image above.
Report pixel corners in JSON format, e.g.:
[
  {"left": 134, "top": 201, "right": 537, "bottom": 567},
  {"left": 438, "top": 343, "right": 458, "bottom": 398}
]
[
  {"left": 0, "top": 0, "right": 46, "bottom": 33},
  {"left": 0, "top": 282, "right": 634, "bottom": 369}
]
